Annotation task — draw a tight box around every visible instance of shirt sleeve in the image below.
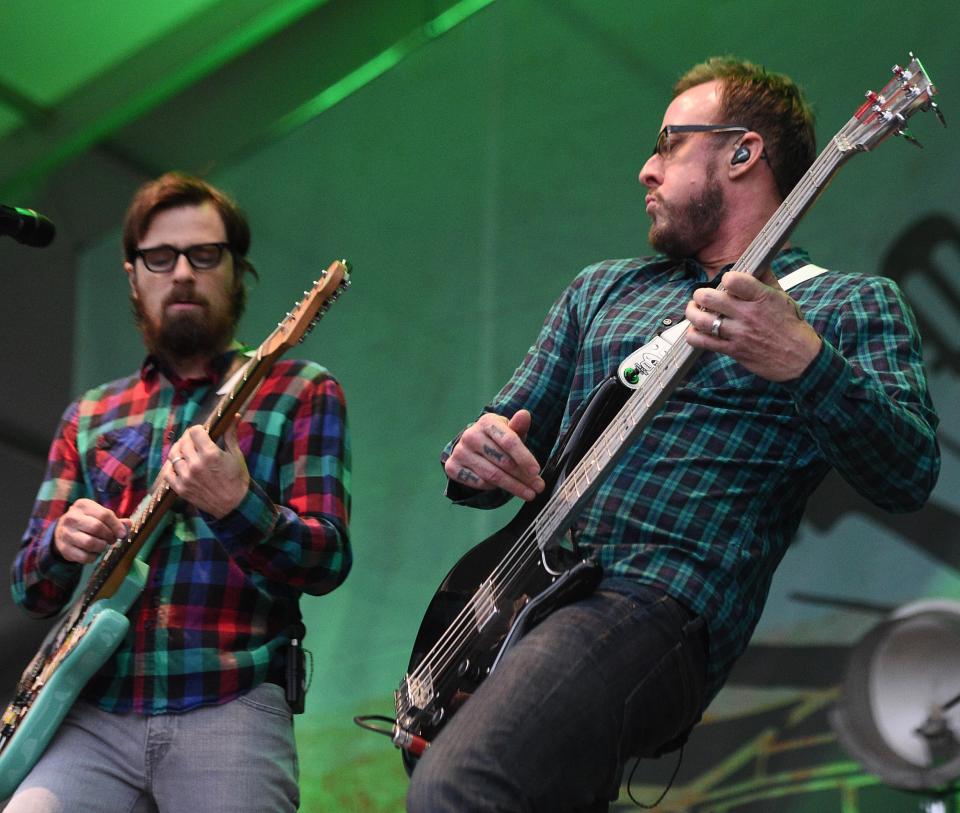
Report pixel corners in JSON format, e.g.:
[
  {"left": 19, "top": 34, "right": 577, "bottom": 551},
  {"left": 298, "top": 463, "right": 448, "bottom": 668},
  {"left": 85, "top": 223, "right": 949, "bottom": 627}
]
[
  {"left": 11, "top": 402, "right": 86, "bottom": 618},
  {"left": 781, "top": 275, "right": 940, "bottom": 511},
  {"left": 441, "top": 267, "right": 595, "bottom": 508},
  {"left": 204, "top": 369, "right": 352, "bottom": 595}
]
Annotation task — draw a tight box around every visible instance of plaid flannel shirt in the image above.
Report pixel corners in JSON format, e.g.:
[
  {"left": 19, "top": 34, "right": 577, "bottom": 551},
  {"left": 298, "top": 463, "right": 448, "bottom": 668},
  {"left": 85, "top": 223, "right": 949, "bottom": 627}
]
[
  {"left": 12, "top": 348, "right": 351, "bottom": 714},
  {"left": 443, "top": 248, "right": 940, "bottom": 700}
]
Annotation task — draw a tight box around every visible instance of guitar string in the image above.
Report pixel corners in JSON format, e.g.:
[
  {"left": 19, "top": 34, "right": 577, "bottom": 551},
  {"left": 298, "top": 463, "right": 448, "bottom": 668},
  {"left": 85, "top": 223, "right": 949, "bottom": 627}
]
[
  {"left": 16, "top": 272, "right": 344, "bottom": 699},
  {"left": 399, "top": 136, "right": 852, "bottom": 713}
]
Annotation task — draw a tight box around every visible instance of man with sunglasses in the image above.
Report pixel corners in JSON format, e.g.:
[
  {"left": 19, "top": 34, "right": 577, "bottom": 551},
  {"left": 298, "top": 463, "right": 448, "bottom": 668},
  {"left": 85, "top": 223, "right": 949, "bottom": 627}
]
[
  {"left": 407, "top": 58, "right": 939, "bottom": 811},
  {"left": 7, "top": 172, "right": 351, "bottom": 812}
]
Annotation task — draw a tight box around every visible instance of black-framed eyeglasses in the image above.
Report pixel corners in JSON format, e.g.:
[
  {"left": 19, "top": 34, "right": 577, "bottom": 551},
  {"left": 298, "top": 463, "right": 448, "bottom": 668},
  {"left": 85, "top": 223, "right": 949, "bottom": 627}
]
[
  {"left": 652, "top": 124, "right": 751, "bottom": 158},
  {"left": 134, "top": 242, "right": 231, "bottom": 273}
]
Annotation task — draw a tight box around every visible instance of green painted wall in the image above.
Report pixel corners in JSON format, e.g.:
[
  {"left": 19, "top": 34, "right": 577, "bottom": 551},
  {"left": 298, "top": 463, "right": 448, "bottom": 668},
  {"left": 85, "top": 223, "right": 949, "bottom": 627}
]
[{"left": 72, "top": 1, "right": 960, "bottom": 809}]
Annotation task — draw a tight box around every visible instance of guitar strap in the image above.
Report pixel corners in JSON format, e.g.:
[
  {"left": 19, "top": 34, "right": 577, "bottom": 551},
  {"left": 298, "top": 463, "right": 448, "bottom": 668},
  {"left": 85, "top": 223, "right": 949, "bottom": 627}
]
[{"left": 616, "top": 263, "right": 828, "bottom": 388}]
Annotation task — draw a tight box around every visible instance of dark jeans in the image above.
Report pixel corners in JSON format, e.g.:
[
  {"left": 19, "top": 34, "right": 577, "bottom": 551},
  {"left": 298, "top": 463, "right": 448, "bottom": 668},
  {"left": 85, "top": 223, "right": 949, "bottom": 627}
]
[{"left": 406, "top": 580, "right": 709, "bottom": 813}]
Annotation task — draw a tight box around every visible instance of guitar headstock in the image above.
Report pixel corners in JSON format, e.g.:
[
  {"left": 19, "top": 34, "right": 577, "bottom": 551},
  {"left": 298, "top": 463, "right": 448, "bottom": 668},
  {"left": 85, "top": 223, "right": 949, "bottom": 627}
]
[
  {"left": 261, "top": 258, "right": 351, "bottom": 357},
  {"left": 840, "top": 53, "right": 945, "bottom": 154}
]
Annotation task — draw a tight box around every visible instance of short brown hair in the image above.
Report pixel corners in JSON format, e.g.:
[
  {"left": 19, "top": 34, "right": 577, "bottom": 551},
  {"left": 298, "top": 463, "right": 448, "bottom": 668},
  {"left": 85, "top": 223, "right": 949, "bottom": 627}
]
[
  {"left": 122, "top": 171, "right": 258, "bottom": 280},
  {"left": 675, "top": 57, "right": 816, "bottom": 199}
]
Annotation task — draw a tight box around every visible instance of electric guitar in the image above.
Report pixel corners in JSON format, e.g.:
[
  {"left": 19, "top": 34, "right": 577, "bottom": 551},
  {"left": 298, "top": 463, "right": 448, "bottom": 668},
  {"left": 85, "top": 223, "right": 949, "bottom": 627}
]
[
  {"left": 372, "top": 55, "right": 944, "bottom": 773},
  {"left": 0, "top": 259, "right": 351, "bottom": 799}
]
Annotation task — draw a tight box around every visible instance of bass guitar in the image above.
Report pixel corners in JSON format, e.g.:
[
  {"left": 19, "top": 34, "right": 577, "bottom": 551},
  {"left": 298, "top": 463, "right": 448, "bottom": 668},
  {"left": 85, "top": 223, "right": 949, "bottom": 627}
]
[
  {"left": 0, "top": 259, "right": 351, "bottom": 799},
  {"left": 358, "top": 55, "right": 943, "bottom": 774}
]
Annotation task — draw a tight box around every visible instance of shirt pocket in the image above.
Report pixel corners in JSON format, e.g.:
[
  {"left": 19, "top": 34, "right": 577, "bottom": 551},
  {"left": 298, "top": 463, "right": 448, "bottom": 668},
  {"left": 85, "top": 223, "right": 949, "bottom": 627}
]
[{"left": 85, "top": 424, "right": 152, "bottom": 504}]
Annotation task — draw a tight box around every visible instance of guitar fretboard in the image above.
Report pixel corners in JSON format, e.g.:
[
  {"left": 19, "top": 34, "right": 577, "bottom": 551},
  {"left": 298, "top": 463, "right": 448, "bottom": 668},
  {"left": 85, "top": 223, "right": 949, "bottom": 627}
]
[{"left": 532, "top": 138, "right": 853, "bottom": 549}]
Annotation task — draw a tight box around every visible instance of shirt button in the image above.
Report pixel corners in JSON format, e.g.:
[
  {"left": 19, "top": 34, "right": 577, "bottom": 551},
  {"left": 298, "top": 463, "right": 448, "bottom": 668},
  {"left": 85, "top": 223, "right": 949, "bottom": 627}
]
[{"left": 662, "top": 318, "right": 674, "bottom": 326}]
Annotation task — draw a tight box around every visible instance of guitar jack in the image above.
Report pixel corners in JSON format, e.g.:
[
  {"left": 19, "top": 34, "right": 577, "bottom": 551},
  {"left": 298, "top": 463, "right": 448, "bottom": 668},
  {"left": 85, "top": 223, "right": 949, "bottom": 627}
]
[{"left": 353, "top": 714, "right": 430, "bottom": 755}]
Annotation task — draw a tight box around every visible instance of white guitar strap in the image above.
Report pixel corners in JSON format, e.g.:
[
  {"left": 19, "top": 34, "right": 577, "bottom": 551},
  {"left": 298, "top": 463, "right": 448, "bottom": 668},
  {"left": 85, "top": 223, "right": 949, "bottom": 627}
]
[{"left": 616, "top": 263, "right": 828, "bottom": 389}]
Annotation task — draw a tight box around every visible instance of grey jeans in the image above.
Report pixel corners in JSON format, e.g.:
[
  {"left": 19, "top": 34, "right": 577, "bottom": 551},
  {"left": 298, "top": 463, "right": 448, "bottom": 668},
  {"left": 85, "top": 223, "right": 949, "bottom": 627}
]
[{"left": 4, "top": 682, "right": 298, "bottom": 813}]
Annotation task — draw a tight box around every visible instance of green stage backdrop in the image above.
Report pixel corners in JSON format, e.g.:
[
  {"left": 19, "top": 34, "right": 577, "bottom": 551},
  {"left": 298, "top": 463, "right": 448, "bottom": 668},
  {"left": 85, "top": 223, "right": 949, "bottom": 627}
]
[{"left": 69, "top": 1, "right": 959, "bottom": 810}]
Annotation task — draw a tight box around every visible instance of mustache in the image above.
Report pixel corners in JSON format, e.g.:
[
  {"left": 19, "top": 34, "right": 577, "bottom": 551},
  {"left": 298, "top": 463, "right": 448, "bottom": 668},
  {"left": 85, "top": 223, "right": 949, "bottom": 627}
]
[{"left": 163, "top": 292, "right": 208, "bottom": 308}]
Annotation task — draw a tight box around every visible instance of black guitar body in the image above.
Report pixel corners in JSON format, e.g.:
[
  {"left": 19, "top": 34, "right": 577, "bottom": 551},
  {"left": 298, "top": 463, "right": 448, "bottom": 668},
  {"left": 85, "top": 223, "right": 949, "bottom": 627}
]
[{"left": 399, "top": 376, "right": 629, "bottom": 774}]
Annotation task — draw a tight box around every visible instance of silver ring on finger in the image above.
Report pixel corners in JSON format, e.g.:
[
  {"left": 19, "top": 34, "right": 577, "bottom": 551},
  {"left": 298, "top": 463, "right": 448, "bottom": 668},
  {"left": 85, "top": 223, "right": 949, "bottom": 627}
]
[{"left": 710, "top": 315, "right": 724, "bottom": 338}]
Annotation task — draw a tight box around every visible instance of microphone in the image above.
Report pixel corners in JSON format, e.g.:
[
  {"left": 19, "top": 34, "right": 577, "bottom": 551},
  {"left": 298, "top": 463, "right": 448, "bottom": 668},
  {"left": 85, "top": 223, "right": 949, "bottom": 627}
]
[{"left": 0, "top": 204, "right": 56, "bottom": 247}]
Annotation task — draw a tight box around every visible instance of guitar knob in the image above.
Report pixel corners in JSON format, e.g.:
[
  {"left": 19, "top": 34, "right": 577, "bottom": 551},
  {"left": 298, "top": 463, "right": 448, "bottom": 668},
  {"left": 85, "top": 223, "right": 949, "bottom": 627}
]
[{"left": 457, "top": 658, "right": 483, "bottom": 681}]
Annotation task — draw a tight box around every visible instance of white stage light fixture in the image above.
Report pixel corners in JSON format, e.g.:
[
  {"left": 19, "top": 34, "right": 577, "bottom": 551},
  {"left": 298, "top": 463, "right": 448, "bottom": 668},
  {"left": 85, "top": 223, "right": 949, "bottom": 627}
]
[{"left": 831, "top": 599, "right": 960, "bottom": 792}]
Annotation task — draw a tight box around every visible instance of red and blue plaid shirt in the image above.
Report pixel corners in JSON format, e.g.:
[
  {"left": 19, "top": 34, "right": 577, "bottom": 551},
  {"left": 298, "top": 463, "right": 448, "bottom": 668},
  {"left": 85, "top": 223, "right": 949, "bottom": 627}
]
[{"left": 12, "top": 348, "right": 351, "bottom": 714}]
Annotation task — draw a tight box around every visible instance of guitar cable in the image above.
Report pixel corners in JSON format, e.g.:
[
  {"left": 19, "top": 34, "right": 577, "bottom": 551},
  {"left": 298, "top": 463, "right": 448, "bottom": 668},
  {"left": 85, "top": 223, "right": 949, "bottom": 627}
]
[
  {"left": 353, "top": 715, "right": 396, "bottom": 738},
  {"left": 627, "top": 742, "right": 684, "bottom": 809}
]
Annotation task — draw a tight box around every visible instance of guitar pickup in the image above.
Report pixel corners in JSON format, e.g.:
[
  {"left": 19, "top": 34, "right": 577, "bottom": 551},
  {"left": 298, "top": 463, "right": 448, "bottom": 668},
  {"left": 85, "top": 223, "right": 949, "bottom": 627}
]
[{"left": 472, "top": 580, "right": 498, "bottom": 630}]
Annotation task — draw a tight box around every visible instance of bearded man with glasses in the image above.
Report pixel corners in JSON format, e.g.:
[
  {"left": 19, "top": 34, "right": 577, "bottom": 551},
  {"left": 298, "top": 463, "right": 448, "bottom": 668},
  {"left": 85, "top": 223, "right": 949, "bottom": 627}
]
[
  {"left": 407, "top": 58, "right": 939, "bottom": 812},
  {"left": 6, "top": 172, "right": 352, "bottom": 812}
]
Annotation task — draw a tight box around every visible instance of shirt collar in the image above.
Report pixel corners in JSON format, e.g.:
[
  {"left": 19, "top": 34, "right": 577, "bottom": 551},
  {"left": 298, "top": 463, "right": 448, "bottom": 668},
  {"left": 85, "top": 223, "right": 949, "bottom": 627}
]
[{"left": 655, "top": 246, "right": 811, "bottom": 283}]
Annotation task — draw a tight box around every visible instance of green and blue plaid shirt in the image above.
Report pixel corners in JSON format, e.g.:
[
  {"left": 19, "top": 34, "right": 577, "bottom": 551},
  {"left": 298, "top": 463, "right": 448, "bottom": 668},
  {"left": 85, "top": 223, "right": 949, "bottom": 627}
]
[
  {"left": 12, "top": 348, "right": 351, "bottom": 714},
  {"left": 444, "top": 248, "right": 939, "bottom": 700}
]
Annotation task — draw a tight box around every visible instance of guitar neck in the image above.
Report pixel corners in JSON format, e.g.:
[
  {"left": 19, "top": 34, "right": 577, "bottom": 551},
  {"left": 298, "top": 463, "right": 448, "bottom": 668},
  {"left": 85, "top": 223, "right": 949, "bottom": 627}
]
[
  {"left": 84, "top": 351, "right": 273, "bottom": 605},
  {"left": 533, "top": 131, "right": 857, "bottom": 547}
]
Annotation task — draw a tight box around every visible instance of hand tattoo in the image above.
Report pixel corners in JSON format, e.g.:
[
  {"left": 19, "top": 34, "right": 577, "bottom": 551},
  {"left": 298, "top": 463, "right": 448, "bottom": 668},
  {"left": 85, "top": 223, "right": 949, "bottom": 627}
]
[
  {"left": 483, "top": 444, "right": 504, "bottom": 462},
  {"left": 457, "top": 467, "right": 481, "bottom": 485}
]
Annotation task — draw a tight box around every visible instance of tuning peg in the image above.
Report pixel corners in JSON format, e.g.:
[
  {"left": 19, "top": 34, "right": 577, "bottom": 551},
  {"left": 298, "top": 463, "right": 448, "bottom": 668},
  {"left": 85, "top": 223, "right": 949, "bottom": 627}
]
[
  {"left": 895, "top": 127, "right": 924, "bottom": 148},
  {"left": 931, "top": 100, "right": 947, "bottom": 127}
]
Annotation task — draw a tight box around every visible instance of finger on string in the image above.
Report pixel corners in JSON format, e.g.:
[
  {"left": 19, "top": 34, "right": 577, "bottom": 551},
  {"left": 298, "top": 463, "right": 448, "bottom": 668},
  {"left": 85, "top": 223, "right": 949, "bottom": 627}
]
[
  {"left": 723, "top": 269, "right": 772, "bottom": 299},
  {"left": 180, "top": 427, "right": 203, "bottom": 456}
]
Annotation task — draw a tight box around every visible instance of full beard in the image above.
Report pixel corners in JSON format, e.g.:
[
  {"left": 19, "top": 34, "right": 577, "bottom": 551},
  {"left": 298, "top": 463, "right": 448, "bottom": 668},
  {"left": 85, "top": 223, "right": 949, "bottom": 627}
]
[
  {"left": 132, "top": 290, "right": 240, "bottom": 366},
  {"left": 648, "top": 165, "right": 725, "bottom": 260}
]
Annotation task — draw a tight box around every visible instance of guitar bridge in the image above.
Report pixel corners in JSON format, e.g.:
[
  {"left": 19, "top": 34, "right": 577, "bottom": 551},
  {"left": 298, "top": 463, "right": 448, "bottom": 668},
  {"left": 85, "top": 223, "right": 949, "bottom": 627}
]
[{"left": 395, "top": 667, "right": 437, "bottom": 730}]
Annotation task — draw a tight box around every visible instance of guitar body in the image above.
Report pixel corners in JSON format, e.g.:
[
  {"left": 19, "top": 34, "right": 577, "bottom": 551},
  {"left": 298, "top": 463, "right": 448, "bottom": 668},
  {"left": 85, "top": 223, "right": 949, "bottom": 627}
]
[
  {"left": 398, "top": 377, "right": 629, "bottom": 774},
  {"left": 0, "top": 557, "right": 149, "bottom": 799}
]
